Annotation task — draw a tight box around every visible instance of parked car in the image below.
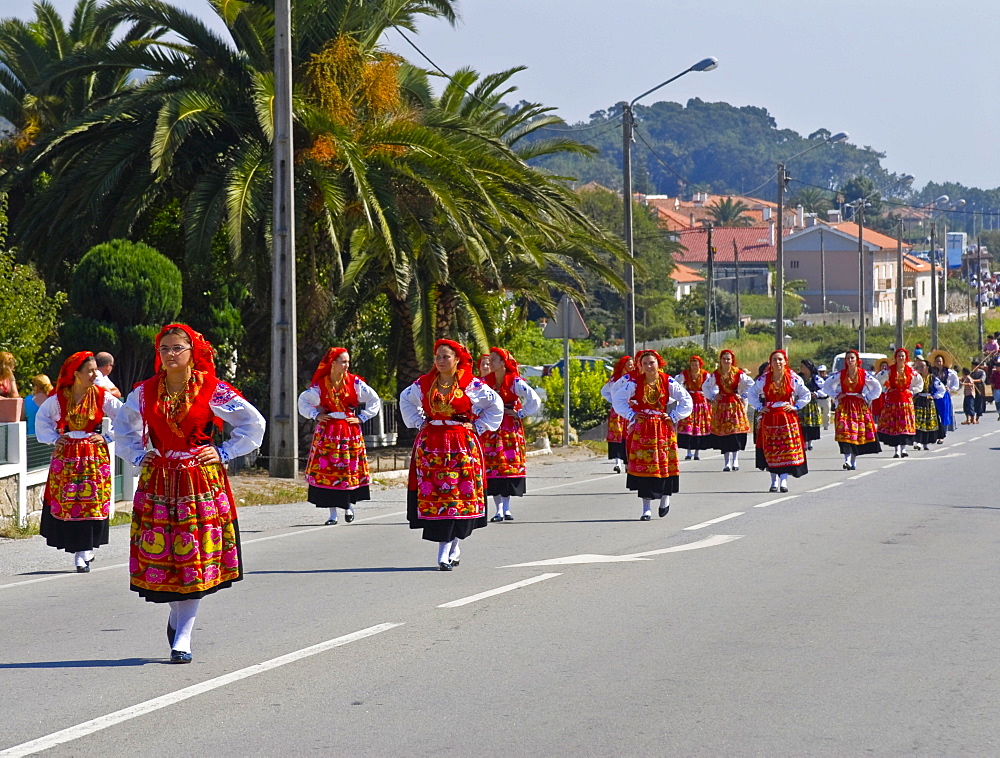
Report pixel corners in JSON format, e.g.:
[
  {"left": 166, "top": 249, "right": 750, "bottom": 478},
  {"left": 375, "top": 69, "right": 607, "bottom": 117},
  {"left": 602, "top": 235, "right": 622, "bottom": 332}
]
[
  {"left": 542, "top": 356, "right": 613, "bottom": 377},
  {"left": 831, "top": 352, "right": 888, "bottom": 372}
]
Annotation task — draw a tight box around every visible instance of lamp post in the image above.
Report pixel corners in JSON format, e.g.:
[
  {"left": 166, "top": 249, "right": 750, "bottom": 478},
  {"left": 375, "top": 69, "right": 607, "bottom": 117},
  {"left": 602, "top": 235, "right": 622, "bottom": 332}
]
[
  {"left": 923, "top": 195, "right": 954, "bottom": 349},
  {"left": 622, "top": 56, "right": 718, "bottom": 356},
  {"left": 774, "top": 131, "right": 849, "bottom": 351}
]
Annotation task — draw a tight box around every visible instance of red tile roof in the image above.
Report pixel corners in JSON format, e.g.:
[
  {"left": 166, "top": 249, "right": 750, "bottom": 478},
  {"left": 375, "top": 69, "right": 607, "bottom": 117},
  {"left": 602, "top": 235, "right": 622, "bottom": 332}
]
[
  {"left": 673, "top": 227, "right": 782, "bottom": 264},
  {"left": 670, "top": 262, "right": 705, "bottom": 283},
  {"left": 829, "top": 221, "right": 909, "bottom": 251},
  {"left": 903, "top": 254, "right": 931, "bottom": 273}
]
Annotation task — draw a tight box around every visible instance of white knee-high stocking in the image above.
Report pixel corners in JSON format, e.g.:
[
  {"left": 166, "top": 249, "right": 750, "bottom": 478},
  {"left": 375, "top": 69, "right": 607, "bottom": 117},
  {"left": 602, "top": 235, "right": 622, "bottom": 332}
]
[
  {"left": 437, "top": 541, "right": 452, "bottom": 565},
  {"left": 641, "top": 499, "right": 651, "bottom": 517},
  {"left": 449, "top": 538, "right": 461, "bottom": 562},
  {"left": 170, "top": 599, "right": 200, "bottom": 653}
]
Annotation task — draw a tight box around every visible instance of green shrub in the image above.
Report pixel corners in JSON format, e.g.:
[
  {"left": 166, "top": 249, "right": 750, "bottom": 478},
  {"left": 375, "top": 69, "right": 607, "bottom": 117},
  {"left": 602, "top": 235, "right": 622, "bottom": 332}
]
[{"left": 540, "top": 364, "right": 608, "bottom": 432}]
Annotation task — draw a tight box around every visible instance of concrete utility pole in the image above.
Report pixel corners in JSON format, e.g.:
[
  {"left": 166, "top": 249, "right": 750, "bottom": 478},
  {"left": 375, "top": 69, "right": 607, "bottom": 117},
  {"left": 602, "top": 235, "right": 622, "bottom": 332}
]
[
  {"left": 733, "top": 239, "right": 742, "bottom": 338},
  {"left": 622, "top": 103, "right": 636, "bottom": 357},
  {"left": 895, "top": 227, "right": 904, "bottom": 351},
  {"left": 857, "top": 202, "right": 866, "bottom": 352},
  {"left": 775, "top": 164, "right": 786, "bottom": 351},
  {"left": 269, "top": 0, "right": 298, "bottom": 478},
  {"left": 704, "top": 224, "right": 714, "bottom": 351},
  {"left": 930, "top": 222, "right": 938, "bottom": 350},
  {"left": 819, "top": 229, "right": 826, "bottom": 314}
]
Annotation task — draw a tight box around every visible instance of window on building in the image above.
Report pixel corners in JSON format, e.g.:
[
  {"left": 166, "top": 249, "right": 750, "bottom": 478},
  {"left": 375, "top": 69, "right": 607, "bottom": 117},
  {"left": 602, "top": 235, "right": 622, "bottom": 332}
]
[
  {"left": 922, "top": 281, "right": 926, "bottom": 296},
  {"left": 790, "top": 260, "right": 800, "bottom": 269}
]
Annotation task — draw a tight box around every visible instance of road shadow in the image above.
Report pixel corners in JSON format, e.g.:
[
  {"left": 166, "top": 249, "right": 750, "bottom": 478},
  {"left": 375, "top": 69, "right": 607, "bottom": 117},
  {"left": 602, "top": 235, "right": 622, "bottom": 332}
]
[
  {"left": 247, "top": 566, "right": 437, "bottom": 574},
  {"left": 0, "top": 658, "right": 155, "bottom": 669}
]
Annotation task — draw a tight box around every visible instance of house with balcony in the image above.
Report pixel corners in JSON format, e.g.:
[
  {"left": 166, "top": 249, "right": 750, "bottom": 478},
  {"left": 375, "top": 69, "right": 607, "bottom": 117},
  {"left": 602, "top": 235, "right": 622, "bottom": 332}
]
[{"left": 782, "top": 221, "right": 911, "bottom": 326}]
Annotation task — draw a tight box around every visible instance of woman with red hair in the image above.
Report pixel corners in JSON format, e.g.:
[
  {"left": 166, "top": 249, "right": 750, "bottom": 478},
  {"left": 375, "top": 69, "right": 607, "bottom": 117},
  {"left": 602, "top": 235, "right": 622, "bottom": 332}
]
[
  {"left": 676, "top": 355, "right": 713, "bottom": 460},
  {"left": 399, "top": 339, "right": 503, "bottom": 570},
  {"left": 600, "top": 355, "right": 634, "bottom": 473},
  {"left": 298, "top": 348, "right": 382, "bottom": 525},
  {"left": 611, "top": 350, "right": 693, "bottom": 520},
  {"left": 821, "top": 349, "right": 882, "bottom": 469},
  {"left": 114, "top": 324, "right": 265, "bottom": 664},
  {"left": 36, "top": 352, "right": 122, "bottom": 572},
  {"left": 481, "top": 347, "right": 541, "bottom": 522},
  {"left": 747, "top": 350, "right": 812, "bottom": 492},
  {"left": 703, "top": 349, "right": 754, "bottom": 471},
  {"left": 876, "top": 348, "right": 921, "bottom": 457}
]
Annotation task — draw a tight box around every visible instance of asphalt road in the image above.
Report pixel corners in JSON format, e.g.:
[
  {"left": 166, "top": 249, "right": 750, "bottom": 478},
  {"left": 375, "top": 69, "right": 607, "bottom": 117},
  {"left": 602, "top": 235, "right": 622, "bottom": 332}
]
[{"left": 3, "top": 422, "right": 1000, "bottom": 757}]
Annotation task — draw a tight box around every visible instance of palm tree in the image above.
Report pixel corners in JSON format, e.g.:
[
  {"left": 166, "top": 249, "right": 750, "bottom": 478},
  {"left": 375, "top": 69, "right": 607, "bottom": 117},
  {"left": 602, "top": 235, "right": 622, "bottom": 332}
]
[
  {"left": 705, "top": 196, "right": 753, "bottom": 227},
  {"left": 789, "top": 186, "right": 831, "bottom": 217}
]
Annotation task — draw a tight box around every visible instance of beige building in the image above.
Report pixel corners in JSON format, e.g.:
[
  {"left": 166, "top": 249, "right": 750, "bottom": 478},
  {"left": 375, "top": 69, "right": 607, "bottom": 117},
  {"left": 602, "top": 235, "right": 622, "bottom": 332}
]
[{"left": 783, "top": 222, "right": 912, "bottom": 326}]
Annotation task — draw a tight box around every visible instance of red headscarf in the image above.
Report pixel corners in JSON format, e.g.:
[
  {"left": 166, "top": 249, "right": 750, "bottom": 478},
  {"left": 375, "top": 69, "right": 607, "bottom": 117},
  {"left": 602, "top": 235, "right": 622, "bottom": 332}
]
[
  {"left": 311, "top": 347, "right": 359, "bottom": 411},
  {"left": 484, "top": 347, "right": 520, "bottom": 403},
  {"left": 888, "top": 348, "right": 913, "bottom": 388},
  {"left": 763, "top": 349, "right": 793, "bottom": 393},
  {"left": 714, "top": 349, "right": 744, "bottom": 391},
  {"left": 611, "top": 355, "right": 633, "bottom": 382},
  {"left": 51, "top": 351, "right": 94, "bottom": 397},
  {"left": 154, "top": 323, "right": 216, "bottom": 378},
  {"left": 682, "top": 354, "right": 706, "bottom": 392},
  {"left": 420, "top": 339, "right": 474, "bottom": 393},
  {"left": 840, "top": 348, "right": 867, "bottom": 391},
  {"left": 629, "top": 350, "right": 670, "bottom": 409}
]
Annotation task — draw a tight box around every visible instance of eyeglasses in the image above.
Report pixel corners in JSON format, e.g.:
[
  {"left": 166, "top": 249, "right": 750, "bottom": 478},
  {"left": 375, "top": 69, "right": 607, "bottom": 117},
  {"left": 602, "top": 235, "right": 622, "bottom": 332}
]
[{"left": 158, "top": 346, "right": 191, "bottom": 356}]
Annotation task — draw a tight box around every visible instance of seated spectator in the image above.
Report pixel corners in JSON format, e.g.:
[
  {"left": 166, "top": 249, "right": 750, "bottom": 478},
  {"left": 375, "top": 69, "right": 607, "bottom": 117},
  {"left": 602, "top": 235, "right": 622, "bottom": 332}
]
[
  {"left": 22, "top": 374, "right": 53, "bottom": 435},
  {"left": 0, "top": 351, "right": 18, "bottom": 398},
  {"left": 94, "top": 351, "right": 122, "bottom": 399}
]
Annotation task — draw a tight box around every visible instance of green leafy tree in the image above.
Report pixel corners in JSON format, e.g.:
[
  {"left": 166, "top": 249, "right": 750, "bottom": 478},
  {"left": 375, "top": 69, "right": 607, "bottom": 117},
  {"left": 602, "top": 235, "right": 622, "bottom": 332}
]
[
  {"left": 539, "top": 364, "right": 607, "bottom": 433},
  {"left": 838, "top": 175, "right": 883, "bottom": 217},
  {"left": 705, "top": 197, "right": 753, "bottom": 227},
  {"left": 63, "top": 239, "right": 182, "bottom": 388},
  {"left": 789, "top": 187, "right": 832, "bottom": 217}
]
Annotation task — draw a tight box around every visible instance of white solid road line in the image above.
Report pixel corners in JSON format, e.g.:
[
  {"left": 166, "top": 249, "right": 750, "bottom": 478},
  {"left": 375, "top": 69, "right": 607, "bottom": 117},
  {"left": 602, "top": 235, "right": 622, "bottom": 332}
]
[
  {"left": 882, "top": 461, "right": 906, "bottom": 468},
  {"left": 530, "top": 474, "right": 620, "bottom": 493},
  {"left": 0, "top": 623, "right": 403, "bottom": 758},
  {"left": 808, "top": 482, "right": 843, "bottom": 492},
  {"left": 753, "top": 495, "right": 798, "bottom": 508},
  {"left": 951, "top": 441, "right": 966, "bottom": 446},
  {"left": 848, "top": 470, "right": 876, "bottom": 480},
  {"left": 683, "top": 512, "right": 745, "bottom": 530},
  {"left": 438, "top": 573, "right": 561, "bottom": 608}
]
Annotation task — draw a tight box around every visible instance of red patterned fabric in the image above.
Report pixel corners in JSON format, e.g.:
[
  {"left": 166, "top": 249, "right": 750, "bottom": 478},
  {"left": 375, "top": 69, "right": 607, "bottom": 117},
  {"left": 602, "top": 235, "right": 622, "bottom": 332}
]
[
  {"left": 625, "top": 370, "right": 679, "bottom": 478},
  {"left": 757, "top": 377, "right": 805, "bottom": 468},
  {"left": 711, "top": 368, "right": 751, "bottom": 435},
  {"left": 879, "top": 361, "right": 916, "bottom": 436},
  {"left": 482, "top": 414, "right": 526, "bottom": 479},
  {"left": 677, "top": 363, "right": 711, "bottom": 436},
  {"left": 44, "top": 439, "right": 112, "bottom": 521},
  {"left": 304, "top": 417, "right": 371, "bottom": 491}
]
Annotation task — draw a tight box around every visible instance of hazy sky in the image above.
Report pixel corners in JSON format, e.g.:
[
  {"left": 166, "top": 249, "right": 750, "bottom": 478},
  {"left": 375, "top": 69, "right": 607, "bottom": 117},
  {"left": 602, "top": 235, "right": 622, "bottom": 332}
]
[{"left": 25, "top": 0, "right": 1000, "bottom": 190}]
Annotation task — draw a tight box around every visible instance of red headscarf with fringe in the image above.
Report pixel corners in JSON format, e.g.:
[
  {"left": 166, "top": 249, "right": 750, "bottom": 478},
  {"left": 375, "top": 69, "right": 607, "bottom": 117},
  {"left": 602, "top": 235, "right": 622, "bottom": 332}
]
[
  {"left": 629, "top": 350, "right": 670, "bottom": 410},
  {"left": 484, "top": 347, "right": 520, "bottom": 404},
  {"left": 714, "top": 349, "right": 744, "bottom": 394},
  {"left": 311, "top": 347, "right": 359, "bottom": 411},
  {"left": 611, "top": 355, "right": 633, "bottom": 382},
  {"left": 681, "top": 354, "right": 706, "bottom": 394},
  {"left": 418, "top": 339, "right": 475, "bottom": 419},
  {"left": 763, "top": 349, "right": 793, "bottom": 396},
  {"left": 839, "top": 348, "right": 867, "bottom": 392},
  {"left": 52, "top": 351, "right": 105, "bottom": 432},
  {"left": 887, "top": 347, "right": 913, "bottom": 389}
]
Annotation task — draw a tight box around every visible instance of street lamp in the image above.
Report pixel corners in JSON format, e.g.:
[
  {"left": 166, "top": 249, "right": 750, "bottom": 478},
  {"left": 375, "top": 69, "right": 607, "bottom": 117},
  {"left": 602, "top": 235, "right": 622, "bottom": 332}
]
[
  {"left": 922, "top": 195, "right": 956, "bottom": 348},
  {"left": 622, "top": 56, "right": 718, "bottom": 356},
  {"left": 774, "top": 131, "right": 849, "bottom": 351}
]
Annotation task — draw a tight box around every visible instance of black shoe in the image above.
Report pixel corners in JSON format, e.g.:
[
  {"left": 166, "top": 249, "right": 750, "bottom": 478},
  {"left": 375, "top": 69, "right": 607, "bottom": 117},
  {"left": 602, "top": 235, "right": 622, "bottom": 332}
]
[
  {"left": 768, "top": 486, "right": 778, "bottom": 493},
  {"left": 893, "top": 453, "right": 900, "bottom": 458},
  {"left": 779, "top": 485, "right": 788, "bottom": 493},
  {"left": 491, "top": 514, "right": 504, "bottom": 523},
  {"left": 901, "top": 451, "right": 908, "bottom": 457},
  {"left": 324, "top": 519, "right": 337, "bottom": 526},
  {"left": 693, "top": 453, "right": 700, "bottom": 460},
  {"left": 344, "top": 510, "right": 355, "bottom": 523},
  {"left": 450, "top": 558, "right": 460, "bottom": 568},
  {"left": 806, "top": 443, "right": 813, "bottom": 451},
  {"left": 658, "top": 504, "right": 669, "bottom": 518},
  {"left": 76, "top": 564, "right": 90, "bottom": 573},
  {"left": 733, "top": 466, "right": 739, "bottom": 471},
  {"left": 503, "top": 514, "right": 514, "bottom": 521},
  {"left": 849, "top": 464, "right": 857, "bottom": 471},
  {"left": 169, "top": 650, "right": 192, "bottom": 664},
  {"left": 936, "top": 440, "right": 944, "bottom": 445},
  {"left": 640, "top": 513, "right": 652, "bottom": 521},
  {"left": 438, "top": 562, "right": 452, "bottom": 571},
  {"left": 167, "top": 622, "right": 176, "bottom": 647},
  {"left": 613, "top": 464, "right": 622, "bottom": 474},
  {"left": 843, "top": 463, "right": 850, "bottom": 470},
  {"left": 723, "top": 466, "right": 731, "bottom": 472}
]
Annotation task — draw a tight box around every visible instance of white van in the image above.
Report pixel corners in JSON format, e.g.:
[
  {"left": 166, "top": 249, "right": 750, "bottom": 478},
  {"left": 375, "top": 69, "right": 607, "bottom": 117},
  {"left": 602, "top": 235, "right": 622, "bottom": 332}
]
[{"left": 831, "top": 352, "right": 888, "bottom": 372}]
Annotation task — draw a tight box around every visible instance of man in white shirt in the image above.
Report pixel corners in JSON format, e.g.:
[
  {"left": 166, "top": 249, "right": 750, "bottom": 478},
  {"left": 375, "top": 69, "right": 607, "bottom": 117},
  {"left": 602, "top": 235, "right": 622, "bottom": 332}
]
[{"left": 94, "top": 352, "right": 122, "bottom": 399}]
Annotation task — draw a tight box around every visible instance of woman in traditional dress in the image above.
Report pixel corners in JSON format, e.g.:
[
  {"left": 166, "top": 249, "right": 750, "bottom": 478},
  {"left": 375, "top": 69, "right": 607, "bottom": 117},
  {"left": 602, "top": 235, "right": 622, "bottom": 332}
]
[
  {"left": 703, "top": 349, "right": 753, "bottom": 472},
  {"left": 913, "top": 360, "right": 945, "bottom": 450},
  {"left": 400, "top": 339, "right": 502, "bottom": 570},
  {"left": 36, "top": 352, "right": 122, "bottom": 572},
  {"left": 611, "top": 350, "right": 693, "bottom": 521},
  {"left": 929, "top": 351, "right": 959, "bottom": 440},
  {"left": 676, "top": 355, "right": 712, "bottom": 460},
  {"left": 481, "top": 347, "right": 541, "bottom": 522},
  {"left": 114, "top": 324, "right": 265, "bottom": 664},
  {"left": 821, "top": 349, "right": 882, "bottom": 470},
  {"left": 600, "top": 355, "right": 633, "bottom": 473},
  {"left": 298, "top": 348, "right": 382, "bottom": 525},
  {"left": 876, "top": 348, "right": 920, "bottom": 458},
  {"left": 747, "top": 350, "right": 811, "bottom": 493},
  {"left": 797, "top": 359, "right": 823, "bottom": 451}
]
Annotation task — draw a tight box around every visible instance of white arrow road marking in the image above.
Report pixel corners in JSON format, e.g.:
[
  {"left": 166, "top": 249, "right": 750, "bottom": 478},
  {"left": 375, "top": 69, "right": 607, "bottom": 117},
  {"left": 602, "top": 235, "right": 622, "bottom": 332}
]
[
  {"left": 502, "top": 534, "right": 744, "bottom": 567},
  {"left": 754, "top": 495, "right": 798, "bottom": 508},
  {"left": 683, "top": 512, "right": 744, "bottom": 530}
]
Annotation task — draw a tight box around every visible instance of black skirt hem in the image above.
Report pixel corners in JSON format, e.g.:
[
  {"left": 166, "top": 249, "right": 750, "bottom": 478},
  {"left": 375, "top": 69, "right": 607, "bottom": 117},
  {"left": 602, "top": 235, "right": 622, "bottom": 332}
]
[
  {"left": 309, "top": 485, "right": 371, "bottom": 508},
  {"left": 607, "top": 441, "right": 627, "bottom": 460},
  {"left": 914, "top": 430, "right": 939, "bottom": 444},
  {"left": 802, "top": 426, "right": 822, "bottom": 441},
  {"left": 677, "top": 433, "right": 713, "bottom": 451},
  {"left": 626, "top": 474, "right": 679, "bottom": 499},
  {"left": 130, "top": 578, "right": 242, "bottom": 604},
  {"left": 838, "top": 441, "right": 882, "bottom": 456},
  {"left": 755, "top": 447, "right": 808, "bottom": 477},
  {"left": 878, "top": 432, "right": 914, "bottom": 446},
  {"left": 406, "top": 490, "right": 488, "bottom": 542},
  {"left": 486, "top": 478, "right": 526, "bottom": 497},
  {"left": 711, "top": 433, "right": 748, "bottom": 453},
  {"left": 39, "top": 507, "right": 110, "bottom": 553}
]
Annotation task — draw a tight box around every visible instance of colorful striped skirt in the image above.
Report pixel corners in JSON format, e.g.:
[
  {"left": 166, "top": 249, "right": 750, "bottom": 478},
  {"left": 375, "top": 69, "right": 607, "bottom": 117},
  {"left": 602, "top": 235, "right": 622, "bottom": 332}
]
[{"left": 304, "top": 418, "right": 371, "bottom": 508}]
